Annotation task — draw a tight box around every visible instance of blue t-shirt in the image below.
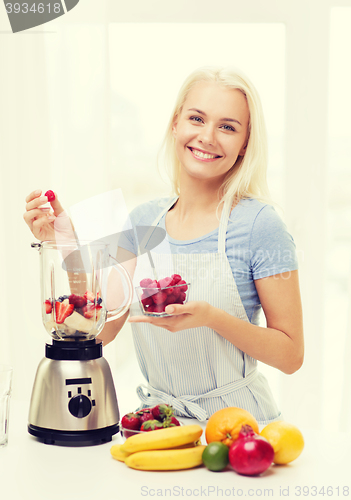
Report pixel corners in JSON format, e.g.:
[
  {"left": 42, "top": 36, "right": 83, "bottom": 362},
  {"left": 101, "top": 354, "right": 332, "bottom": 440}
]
[{"left": 119, "top": 197, "right": 298, "bottom": 325}]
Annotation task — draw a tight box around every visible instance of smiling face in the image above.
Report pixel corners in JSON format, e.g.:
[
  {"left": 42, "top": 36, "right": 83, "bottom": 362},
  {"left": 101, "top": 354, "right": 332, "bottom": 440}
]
[{"left": 172, "top": 81, "right": 250, "bottom": 184}]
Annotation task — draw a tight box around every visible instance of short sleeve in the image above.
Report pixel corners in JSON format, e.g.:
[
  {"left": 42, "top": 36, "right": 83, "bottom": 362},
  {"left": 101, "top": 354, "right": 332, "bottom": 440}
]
[
  {"left": 250, "top": 205, "right": 298, "bottom": 280},
  {"left": 116, "top": 210, "right": 138, "bottom": 255}
]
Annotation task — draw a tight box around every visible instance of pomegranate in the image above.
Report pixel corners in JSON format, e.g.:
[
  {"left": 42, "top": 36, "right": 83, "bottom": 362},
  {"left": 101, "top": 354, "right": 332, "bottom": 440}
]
[{"left": 228, "top": 425, "right": 274, "bottom": 476}]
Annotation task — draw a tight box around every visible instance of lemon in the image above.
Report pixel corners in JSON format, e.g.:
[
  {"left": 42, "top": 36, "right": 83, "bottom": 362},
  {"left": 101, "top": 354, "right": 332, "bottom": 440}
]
[{"left": 260, "top": 421, "right": 304, "bottom": 464}]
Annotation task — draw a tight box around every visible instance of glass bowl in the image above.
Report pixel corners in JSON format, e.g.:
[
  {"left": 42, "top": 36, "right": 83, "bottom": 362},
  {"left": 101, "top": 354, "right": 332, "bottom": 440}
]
[
  {"left": 135, "top": 282, "right": 190, "bottom": 317},
  {"left": 120, "top": 422, "right": 183, "bottom": 440}
]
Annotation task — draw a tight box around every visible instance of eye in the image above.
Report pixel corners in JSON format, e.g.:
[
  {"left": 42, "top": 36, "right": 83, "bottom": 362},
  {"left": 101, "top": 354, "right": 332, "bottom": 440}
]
[
  {"left": 221, "top": 124, "right": 236, "bottom": 132},
  {"left": 189, "top": 115, "right": 203, "bottom": 123}
]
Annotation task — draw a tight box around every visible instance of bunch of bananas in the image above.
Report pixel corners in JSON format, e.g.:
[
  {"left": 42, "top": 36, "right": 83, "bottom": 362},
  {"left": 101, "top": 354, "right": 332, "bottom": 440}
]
[{"left": 111, "top": 424, "right": 205, "bottom": 471}]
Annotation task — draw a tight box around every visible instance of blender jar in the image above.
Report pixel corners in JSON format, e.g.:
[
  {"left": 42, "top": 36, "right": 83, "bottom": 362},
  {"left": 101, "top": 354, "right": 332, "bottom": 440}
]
[{"left": 32, "top": 240, "right": 133, "bottom": 340}]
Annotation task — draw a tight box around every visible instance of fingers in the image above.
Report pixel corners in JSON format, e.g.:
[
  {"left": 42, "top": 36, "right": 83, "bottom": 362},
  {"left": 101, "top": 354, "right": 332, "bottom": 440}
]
[
  {"left": 49, "top": 193, "right": 65, "bottom": 217},
  {"left": 25, "top": 189, "right": 42, "bottom": 204},
  {"left": 23, "top": 207, "right": 51, "bottom": 224}
]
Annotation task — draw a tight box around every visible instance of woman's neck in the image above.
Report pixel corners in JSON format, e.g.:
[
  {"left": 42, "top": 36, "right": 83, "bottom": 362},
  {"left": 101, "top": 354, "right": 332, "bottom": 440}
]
[{"left": 172, "top": 171, "right": 224, "bottom": 221}]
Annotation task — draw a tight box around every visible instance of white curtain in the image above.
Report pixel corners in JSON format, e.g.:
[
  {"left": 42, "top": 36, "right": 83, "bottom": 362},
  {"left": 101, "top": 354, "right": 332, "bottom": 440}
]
[{"left": 1, "top": 0, "right": 350, "bottom": 433}]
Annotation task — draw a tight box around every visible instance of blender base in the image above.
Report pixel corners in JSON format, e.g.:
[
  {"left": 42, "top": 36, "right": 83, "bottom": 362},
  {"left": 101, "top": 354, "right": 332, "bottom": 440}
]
[{"left": 28, "top": 422, "right": 119, "bottom": 446}]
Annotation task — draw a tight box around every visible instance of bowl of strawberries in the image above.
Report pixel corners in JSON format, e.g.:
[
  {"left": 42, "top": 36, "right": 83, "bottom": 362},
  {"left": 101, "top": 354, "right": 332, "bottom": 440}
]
[
  {"left": 120, "top": 404, "right": 181, "bottom": 439},
  {"left": 135, "top": 274, "right": 190, "bottom": 317}
]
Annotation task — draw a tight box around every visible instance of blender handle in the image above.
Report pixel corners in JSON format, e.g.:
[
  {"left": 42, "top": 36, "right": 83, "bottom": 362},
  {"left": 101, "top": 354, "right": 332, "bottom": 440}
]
[{"left": 105, "top": 254, "right": 134, "bottom": 322}]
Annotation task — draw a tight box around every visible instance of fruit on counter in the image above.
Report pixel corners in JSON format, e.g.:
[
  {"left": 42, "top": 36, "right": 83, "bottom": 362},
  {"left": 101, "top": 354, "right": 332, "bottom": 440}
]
[
  {"left": 136, "top": 408, "right": 155, "bottom": 425},
  {"left": 121, "top": 413, "right": 141, "bottom": 432},
  {"left": 140, "top": 420, "right": 164, "bottom": 432},
  {"left": 110, "top": 444, "right": 132, "bottom": 463},
  {"left": 120, "top": 424, "right": 203, "bottom": 454},
  {"left": 202, "top": 441, "right": 229, "bottom": 472},
  {"left": 44, "top": 190, "right": 55, "bottom": 202},
  {"left": 205, "top": 407, "right": 259, "bottom": 447},
  {"left": 260, "top": 421, "right": 304, "bottom": 464},
  {"left": 164, "top": 416, "right": 181, "bottom": 427},
  {"left": 151, "top": 403, "right": 174, "bottom": 422},
  {"left": 228, "top": 425, "right": 274, "bottom": 476},
  {"left": 54, "top": 299, "right": 74, "bottom": 324},
  {"left": 124, "top": 445, "right": 207, "bottom": 471},
  {"left": 110, "top": 439, "right": 202, "bottom": 464}
]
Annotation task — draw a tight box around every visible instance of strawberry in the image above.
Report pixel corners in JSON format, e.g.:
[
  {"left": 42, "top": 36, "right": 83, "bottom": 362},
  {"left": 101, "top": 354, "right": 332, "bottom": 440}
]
[
  {"left": 69, "top": 294, "right": 87, "bottom": 308},
  {"left": 44, "top": 190, "right": 55, "bottom": 202},
  {"left": 121, "top": 412, "right": 141, "bottom": 438},
  {"left": 44, "top": 300, "right": 52, "bottom": 314},
  {"left": 82, "top": 303, "right": 102, "bottom": 319},
  {"left": 163, "top": 416, "right": 181, "bottom": 427},
  {"left": 151, "top": 404, "right": 174, "bottom": 422},
  {"left": 121, "top": 412, "right": 141, "bottom": 431},
  {"left": 84, "top": 290, "right": 95, "bottom": 302},
  {"left": 136, "top": 409, "right": 155, "bottom": 425},
  {"left": 140, "top": 420, "right": 164, "bottom": 432},
  {"left": 55, "top": 299, "right": 74, "bottom": 324}
]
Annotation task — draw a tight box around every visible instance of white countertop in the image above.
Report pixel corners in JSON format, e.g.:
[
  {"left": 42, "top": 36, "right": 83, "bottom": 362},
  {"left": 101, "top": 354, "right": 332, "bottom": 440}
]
[{"left": 1, "top": 398, "right": 350, "bottom": 500}]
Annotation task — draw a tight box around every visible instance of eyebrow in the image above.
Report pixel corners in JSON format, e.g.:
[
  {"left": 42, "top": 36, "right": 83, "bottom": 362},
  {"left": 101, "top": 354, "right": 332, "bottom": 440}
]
[{"left": 187, "top": 108, "right": 242, "bottom": 126}]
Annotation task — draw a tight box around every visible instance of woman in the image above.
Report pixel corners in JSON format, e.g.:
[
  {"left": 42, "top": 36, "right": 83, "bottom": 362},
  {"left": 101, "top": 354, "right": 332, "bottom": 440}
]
[{"left": 24, "top": 66, "right": 303, "bottom": 424}]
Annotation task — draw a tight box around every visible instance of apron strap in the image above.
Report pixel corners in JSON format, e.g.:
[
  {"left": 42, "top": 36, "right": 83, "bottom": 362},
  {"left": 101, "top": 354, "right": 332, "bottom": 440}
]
[
  {"left": 137, "top": 197, "right": 178, "bottom": 256},
  {"left": 136, "top": 368, "right": 259, "bottom": 422},
  {"left": 218, "top": 197, "right": 233, "bottom": 254}
]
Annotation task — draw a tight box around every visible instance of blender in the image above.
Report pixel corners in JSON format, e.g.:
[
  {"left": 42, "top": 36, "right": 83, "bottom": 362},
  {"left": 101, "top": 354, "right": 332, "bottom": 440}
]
[{"left": 28, "top": 240, "right": 133, "bottom": 445}]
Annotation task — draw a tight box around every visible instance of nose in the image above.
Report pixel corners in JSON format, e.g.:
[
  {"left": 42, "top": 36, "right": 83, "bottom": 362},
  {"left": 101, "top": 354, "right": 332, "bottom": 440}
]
[{"left": 198, "top": 124, "right": 216, "bottom": 146}]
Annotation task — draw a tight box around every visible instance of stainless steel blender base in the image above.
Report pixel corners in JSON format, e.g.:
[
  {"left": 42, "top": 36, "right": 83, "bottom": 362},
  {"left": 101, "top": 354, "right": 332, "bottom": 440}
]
[
  {"left": 28, "top": 340, "right": 120, "bottom": 446},
  {"left": 28, "top": 422, "right": 119, "bottom": 446}
]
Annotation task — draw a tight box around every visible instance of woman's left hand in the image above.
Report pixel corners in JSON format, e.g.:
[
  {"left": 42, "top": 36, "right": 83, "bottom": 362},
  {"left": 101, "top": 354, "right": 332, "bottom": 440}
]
[{"left": 128, "top": 301, "right": 213, "bottom": 332}]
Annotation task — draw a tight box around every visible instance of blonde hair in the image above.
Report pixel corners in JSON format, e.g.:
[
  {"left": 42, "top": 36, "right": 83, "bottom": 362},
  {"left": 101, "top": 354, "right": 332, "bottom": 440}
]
[{"left": 157, "top": 66, "right": 272, "bottom": 210}]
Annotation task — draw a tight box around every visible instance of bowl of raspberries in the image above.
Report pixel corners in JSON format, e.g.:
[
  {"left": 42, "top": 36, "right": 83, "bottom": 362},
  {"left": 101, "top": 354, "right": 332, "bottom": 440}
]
[
  {"left": 120, "top": 404, "right": 181, "bottom": 439},
  {"left": 135, "top": 274, "right": 190, "bottom": 317}
]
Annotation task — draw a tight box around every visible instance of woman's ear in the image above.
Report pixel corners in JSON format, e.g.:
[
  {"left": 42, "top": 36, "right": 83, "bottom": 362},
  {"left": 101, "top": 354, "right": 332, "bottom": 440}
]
[
  {"left": 172, "top": 116, "right": 178, "bottom": 138},
  {"left": 239, "top": 143, "right": 247, "bottom": 156}
]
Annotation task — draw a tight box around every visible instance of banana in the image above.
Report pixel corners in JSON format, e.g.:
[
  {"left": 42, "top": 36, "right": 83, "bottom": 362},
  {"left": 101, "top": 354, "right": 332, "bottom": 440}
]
[
  {"left": 120, "top": 424, "right": 203, "bottom": 454},
  {"left": 110, "top": 444, "right": 132, "bottom": 463},
  {"left": 125, "top": 445, "right": 206, "bottom": 471}
]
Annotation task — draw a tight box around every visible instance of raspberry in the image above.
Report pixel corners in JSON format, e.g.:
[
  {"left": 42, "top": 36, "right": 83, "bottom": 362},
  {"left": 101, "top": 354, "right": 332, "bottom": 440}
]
[
  {"left": 45, "top": 190, "right": 55, "bottom": 202},
  {"left": 170, "top": 274, "right": 182, "bottom": 285},
  {"left": 140, "top": 278, "right": 153, "bottom": 288},
  {"left": 177, "top": 280, "right": 188, "bottom": 292},
  {"left": 165, "top": 293, "right": 176, "bottom": 305},
  {"left": 152, "top": 291, "right": 167, "bottom": 305}
]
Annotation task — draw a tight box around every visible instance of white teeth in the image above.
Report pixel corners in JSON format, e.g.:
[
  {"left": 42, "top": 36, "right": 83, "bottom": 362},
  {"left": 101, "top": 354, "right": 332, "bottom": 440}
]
[{"left": 191, "top": 149, "right": 217, "bottom": 159}]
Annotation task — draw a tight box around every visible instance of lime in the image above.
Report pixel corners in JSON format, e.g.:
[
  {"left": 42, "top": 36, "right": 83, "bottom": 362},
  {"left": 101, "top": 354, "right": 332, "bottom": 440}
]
[{"left": 202, "top": 441, "right": 229, "bottom": 472}]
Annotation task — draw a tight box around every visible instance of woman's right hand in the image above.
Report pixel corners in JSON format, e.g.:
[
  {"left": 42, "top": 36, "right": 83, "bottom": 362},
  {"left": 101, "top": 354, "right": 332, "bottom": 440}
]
[{"left": 23, "top": 189, "right": 74, "bottom": 241}]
